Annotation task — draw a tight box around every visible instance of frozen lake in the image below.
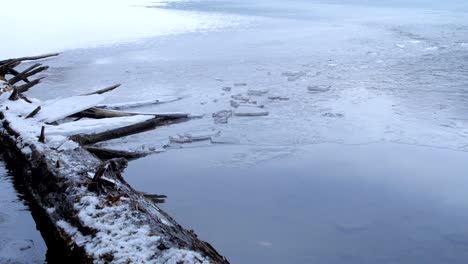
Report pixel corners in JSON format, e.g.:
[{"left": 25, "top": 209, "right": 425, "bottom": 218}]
[
  {"left": 0, "top": 158, "right": 46, "bottom": 263},
  {"left": 2, "top": 0, "right": 468, "bottom": 262},
  {"left": 126, "top": 143, "right": 468, "bottom": 264}
]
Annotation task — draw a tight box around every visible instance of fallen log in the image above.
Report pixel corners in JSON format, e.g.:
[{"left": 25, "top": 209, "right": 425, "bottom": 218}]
[
  {"left": 82, "top": 84, "right": 121, "bottom": 96},
  {"left": 70, "top": 116, "right": 188, "bottom": 145},
  {"left": 0, "top": 54, "right": 229, "bottom": 263},
  {"left": 0, "top": 52, "right": 60, "bottom": 65},
  {"left": 74, "top": 107, "right": 135, "bottom": 119},
  {"left": 84, "top": 145, "right": 151, "bottom": 160},
  {"left": 16, "top": 77, "right": 45, "bottom": 93},
  {"left": 7, "top": 63, "right": 42, "bottom": 85},
  {"left": 74, "top": 107, "right": 191, "bottom": 119},
  {"left": 96, "top": 96, "right": 183, "bottom": 110},
  {"left": 25, "top": 106, "right": 41, "bottom": 119},
  {"left": 0, "top": 122, "right": 227, "bottom": 262}
]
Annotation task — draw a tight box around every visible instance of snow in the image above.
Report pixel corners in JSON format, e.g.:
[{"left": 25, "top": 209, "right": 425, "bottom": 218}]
[
  {"left": 56, "top": 194, "right": 209, "bottom": 263},
  {"left": 46, "top": 115, "right": 154, "bottom": 136},
  {"left": 73, "top": 195, "right": 162, "bottom": 263},
  {"left": 35, "top": 94, "right": 106, "bottom": 123},
  {"left": 97, "top": 97, "right": 183, "bottom": 110}
]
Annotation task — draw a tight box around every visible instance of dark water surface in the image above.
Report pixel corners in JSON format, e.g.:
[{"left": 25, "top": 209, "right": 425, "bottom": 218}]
[
  {"left": 127, "top": 143, "right": 468, "bottom": 264},
  {"left": 0, "top": 158, "right": 46, "bottom": 263}
]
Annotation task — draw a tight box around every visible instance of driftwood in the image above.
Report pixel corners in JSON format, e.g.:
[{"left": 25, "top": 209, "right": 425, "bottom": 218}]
[
  {"left": 38, "top": 126, "right": 45, "bottom": 143},
  {"left": 0, "top": 54, "right": 229, "bottom": 263},
  {"left": 17, "top": 77, "right": 45, "bottom": 93},
  {"left": 8, "top": 63, "right": 47, "bottom": 85},
  {"left": 0, "top": 52, "right": 60, "bottom": 65},
  {"left": 74, "top": 107, "right": 135, "bottom": 119},
  {"left": 25, "top": 106, "right": 41, "bottom": 119},
  {"left": 84, "top": 145, "right": 150, "bottom": 160},
  {"left": 82, "top": 84, "right": 121, "bottom": 96},
  {"left": 0, "top": 53, "right": 57, "bottom": 96},
  {"left": 74, "top": 107, "right": 191, "bottom": 119},
  {"left": 70, "top": 116, "right": 188, "bottom": 145}
]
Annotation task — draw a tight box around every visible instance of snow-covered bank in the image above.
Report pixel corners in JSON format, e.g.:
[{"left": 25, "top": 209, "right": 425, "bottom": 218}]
[{"left": 0, "top": 0, "right": 249, "bottom": 58}]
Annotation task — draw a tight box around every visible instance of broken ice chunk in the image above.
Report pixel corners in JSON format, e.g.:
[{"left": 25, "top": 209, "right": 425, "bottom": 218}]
[
  {"left": 322, "top": 112, "right": 344, "bottom": 118},
  {"left": 231, "top": 94, "right": 251, "bottom": 102},
  {"left": 307, "top": 85, "right": 331, "bottom": 93},
  {"left": 169, "top": 130, "right": 221, "bottom": 144},
  {"left": 230, "top": 100, "right": 240, "bottom": 108},
  {"left": 282, "top": 71, "right": 306, "bottom": 81},
  {"left": 268, "top": 96, "right": 290, "bottom": 101},
  {"left": 212, "top": 110, "right": 233, "bottom": 124},
  {"left": 210, "top": 136, "right": 239, "bottom": 144},
  {"left": 247, "top": 89, "right": 269, "bottom": 96},
  {"left": 234, "top": 106, "right": 269, "bottom": 117}
]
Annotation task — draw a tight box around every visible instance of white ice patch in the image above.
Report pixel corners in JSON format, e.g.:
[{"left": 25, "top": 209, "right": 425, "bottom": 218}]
[{"left": 46, "top": 115, "right": 154, "bottom": 136}]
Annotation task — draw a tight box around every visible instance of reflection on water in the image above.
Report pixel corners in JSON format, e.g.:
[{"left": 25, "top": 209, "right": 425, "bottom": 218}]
[
  {"left": 0, "top": 158, "right": 46, "bottom": 263},
  {"left": 126, "top": 143, "right": 468, "bottom": 264}
]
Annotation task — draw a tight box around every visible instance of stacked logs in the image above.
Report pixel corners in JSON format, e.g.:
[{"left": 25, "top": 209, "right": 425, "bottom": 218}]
[
  {"left": 0, "top": 54, "right": 229, "bottom": 263},
  {"left": 1, "top": 53, "right": 191, "bottom": 160}
]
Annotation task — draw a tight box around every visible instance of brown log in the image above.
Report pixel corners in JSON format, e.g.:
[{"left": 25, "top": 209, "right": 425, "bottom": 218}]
[
  {"left": 0, "top": 61, "right": 21, "bottom": 78},
  {"left": 7, "top": 63, "right": 41, "bottom": 85},
  {"left": 73, "top": 107, "right": 191, "bottom": 119},
  {"left": 141, "top": 193, "right": 167, "bottom": 204},
  {"left": 82, "top": 84, "right": 121, "bottom": 96},
  {"left": 74, "top": 108, "right": 136, "bottom": 119},
  {"left": 18, "top": 93, "right": 32, "bottom": 103},
  {"left": 25, "top": 65, "right": 49, "bottom": 77},
  {"left": 8, "top": 88, "right": 19, "bottom": 101},
  {"left": 26, "top": 106, "right": 41, "bottom": 119},
  {"left": 7, "top": 67, "right": 23, "bottom": 79},
  {"left": 39, "top": 126, "right": 45, "bottom": 143},
  {"left": 70, "top": 116, "right": 188, "bottom": 145},
  {"left": 17, "top": 77, "right": 45, "bottom": 93},
  {"left": 0, "top": 53, "right": 60, "bottom": 65}
]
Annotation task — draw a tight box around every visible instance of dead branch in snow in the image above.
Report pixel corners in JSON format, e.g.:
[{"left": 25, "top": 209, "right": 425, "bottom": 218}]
[{"left": 25, "top": 106, "right": 41, "bottom": 119}]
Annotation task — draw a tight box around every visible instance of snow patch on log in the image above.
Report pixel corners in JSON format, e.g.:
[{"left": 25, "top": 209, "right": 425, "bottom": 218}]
[
  {"left": 35, "top": 94, "right": 106, "bottom": 123},
  {"left": 47, "top": 115, "right": 154, "bottom": 136},
  {"left": 0, "top": 86, "right": 227, "bottom": 263}
]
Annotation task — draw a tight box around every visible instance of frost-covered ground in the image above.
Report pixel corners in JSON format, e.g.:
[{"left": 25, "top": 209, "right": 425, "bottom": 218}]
[{"left": 3, "top": 0, "right": 468, "bottom": 263}]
